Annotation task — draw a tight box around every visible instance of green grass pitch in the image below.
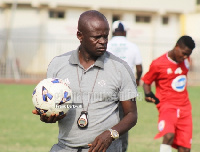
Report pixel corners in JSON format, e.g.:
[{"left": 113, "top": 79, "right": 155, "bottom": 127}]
[{"left": 0, "top": 84, "right": 199, "bottom": 152}]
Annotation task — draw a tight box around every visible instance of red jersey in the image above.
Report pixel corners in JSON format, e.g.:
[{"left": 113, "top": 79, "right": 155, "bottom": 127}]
[{"left": 142, "top": 53, "right": 191, "bottom": 110}]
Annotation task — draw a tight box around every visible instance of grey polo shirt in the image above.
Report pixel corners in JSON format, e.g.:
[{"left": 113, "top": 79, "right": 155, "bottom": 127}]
[{"left": 47, "top": 47, "right": 137, "bottom": 148}]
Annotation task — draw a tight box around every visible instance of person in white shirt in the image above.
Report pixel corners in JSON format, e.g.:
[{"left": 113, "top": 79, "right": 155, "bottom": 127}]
[
  {"left": 107, "top": 20, "right": 143, "bottom": 86},
  {"left": 107, "top": 20, "right": 143, "bottom": 152}
]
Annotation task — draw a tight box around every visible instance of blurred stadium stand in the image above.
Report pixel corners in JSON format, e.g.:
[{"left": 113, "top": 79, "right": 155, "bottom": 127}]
[{"left": 0, "top": 36, "right": 199, "bottom": 85}]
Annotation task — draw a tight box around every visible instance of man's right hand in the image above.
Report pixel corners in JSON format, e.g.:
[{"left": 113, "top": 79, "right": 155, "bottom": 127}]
[{"left": 32, "top": 110, "right": 66, "bottom": 123}]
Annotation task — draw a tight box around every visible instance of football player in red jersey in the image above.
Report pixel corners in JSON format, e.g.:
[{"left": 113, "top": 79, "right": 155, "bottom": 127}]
[{"left": 142, "top": 35, "right": 195, "bottom": 152}]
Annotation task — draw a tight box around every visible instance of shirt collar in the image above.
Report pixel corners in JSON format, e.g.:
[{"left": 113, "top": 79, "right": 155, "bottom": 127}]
[{"left": 69, "top": 46, "right": 105, "bottom": 69}]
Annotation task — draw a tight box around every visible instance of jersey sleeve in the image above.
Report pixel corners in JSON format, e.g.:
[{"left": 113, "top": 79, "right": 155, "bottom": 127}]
[{"left": 142, "top": 61, "right": 159, "bottom": 85}]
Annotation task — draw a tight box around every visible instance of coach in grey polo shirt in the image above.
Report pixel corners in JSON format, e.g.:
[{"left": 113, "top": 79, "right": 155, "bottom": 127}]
[{"left": 33, "top": 10, "right": 138, "bottom": 152}]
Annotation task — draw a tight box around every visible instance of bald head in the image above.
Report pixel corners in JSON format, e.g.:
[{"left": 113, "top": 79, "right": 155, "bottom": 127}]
[
  {"left": 78, "top": 10, "right": 108, "bottom": 32},
  {"left": 76, "top": 10, "right": 109, "bottom": 59}
]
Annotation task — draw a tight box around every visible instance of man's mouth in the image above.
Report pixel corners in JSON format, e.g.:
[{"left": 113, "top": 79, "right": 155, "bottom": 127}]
[{"left": 97, "top": 48, "right": 106, "bottom": 51}]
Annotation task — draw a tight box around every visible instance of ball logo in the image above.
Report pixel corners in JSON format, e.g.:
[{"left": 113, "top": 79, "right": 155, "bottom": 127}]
[{"left": 171, "top": 75, "right": 186, "bottom": 92}]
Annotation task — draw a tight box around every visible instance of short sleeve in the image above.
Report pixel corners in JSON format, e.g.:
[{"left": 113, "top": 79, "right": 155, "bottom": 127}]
[
  {"left": 142, "top": 61, "right": 159, "bottom": 85},
  {"left": 118, "top": 64, "right": 138, "bottom": 101}
]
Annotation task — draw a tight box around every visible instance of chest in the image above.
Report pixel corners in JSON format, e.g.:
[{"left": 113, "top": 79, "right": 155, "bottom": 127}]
[
  {"left": 156, "top": 63, "right": 188, "bottom": 92},
  {"left": 55, "top": 65, "right": 121, "bottom": 103},
  {"left": 157, "top": 63, "right": 188, "bottom": 80}
]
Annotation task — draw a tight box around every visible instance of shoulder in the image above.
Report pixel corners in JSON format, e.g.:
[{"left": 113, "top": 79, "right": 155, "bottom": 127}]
[
  {"left": 152, "top": 53, "right": 167, "bottom": 65},
  {"left": 47, "top": 50, "right": 75, "bottom": 77},
  {"left": 104, "top": 52, "right": 136, "bottom": 87},
  {"left": 124, "top": 40, "right": 140, "bottom": 55},
  {"left": 127, "top": 40, "right": 138, "bottom": 47},
  {"left": 146, "top": 54, "right": 168, "bottom": 73},
  {"left": 49, "top": 51, "right": 73, "bottom": 65},
  {"left": 53, "top": 51, "right": 72, "bottom": 61},
  {"left": 48, "top": 50, "right": 74, "bottom": 71},
  {"left": 105, "top": 51, "right": 128, "bottom": 65}
]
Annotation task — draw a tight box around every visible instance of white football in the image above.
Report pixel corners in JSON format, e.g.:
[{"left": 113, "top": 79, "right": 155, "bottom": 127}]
[{"left": 32, "top": 78, "right": 72, "bottom": 117}]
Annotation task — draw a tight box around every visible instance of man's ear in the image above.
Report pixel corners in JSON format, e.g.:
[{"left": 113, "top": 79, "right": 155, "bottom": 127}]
[{"left": 77, "top": 31, "right": 83, "bottom": 42}]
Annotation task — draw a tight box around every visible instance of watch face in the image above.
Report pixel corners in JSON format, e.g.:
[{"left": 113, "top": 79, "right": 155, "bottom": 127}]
[
  {"left": 112, "top": 130, "right": 119, "bottom": 138},
  {"left": 113, "top": 131, "right": 118, "bottom": 137},
  {"left": 109, "top": 129, "right": 119, "bottom": 139}
]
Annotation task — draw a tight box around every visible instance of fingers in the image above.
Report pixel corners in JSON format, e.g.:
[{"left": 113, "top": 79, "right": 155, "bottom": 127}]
[
  {"left": 40, "top": 113, "right": 48, "bottom": 122},
  {"left": 33, "top": 109, "right": 66, "bottom": 123},
  {"left": 88, "top": 141, "right": 95, "bottom": 152},
  {"left": 40, "top": 113, "right": 66, "bottom": 123},
  {"left": 40, "top": 114, "right": 57, "bottom": 123},
  {"left": 88, "top": 141, "right": 109, "bottom": 152},
  {"left": 88, "top": 131, "right": 112, "bottom": 152},
  {"left": 94, "top": 143, "right": 105, "bottom": 152},
  {"left": 32, "top": 110, "right": 36, "bottom": 114},
  {"left": 32, "top": 109, "right": 40, "bottom": 115},
  {"left": 145, "top": 97, "right": 155, "bottom": 103},
  {"left": 47, "top": 114, "right": 57, "bottom": 123}
]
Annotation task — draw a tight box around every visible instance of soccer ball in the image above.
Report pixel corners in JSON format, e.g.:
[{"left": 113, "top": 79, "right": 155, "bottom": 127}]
[{"left": 32, "top": 78, "right": 72, "bottom": 117}]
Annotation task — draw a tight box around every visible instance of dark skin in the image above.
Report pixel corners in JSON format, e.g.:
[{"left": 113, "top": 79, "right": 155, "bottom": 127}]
[
  {"left": 33, "top": 11, "right": 138, "bottom": 152},
  {"left": 143, "top": 44, "right": 192, "bottom": 152},
  {"left": 77, "top": 13, "right": 109, "bottom": 69},
  {"left": 136, "top": 65, "right": 143, "bottom": 86},
  {"left": 113, "top": 31, "right": 143, "bottom": 86}
]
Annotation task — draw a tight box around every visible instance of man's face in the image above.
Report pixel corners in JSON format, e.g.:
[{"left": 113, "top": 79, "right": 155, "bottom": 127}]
[
  {"left": 78, "top": 19, "right": 110, "bottom": 57},
  {"left": 174, "top": 45, "right": 192, "bottom": 63}
]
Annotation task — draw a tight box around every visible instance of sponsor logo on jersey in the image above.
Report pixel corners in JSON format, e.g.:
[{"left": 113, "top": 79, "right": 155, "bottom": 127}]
[
  {"left": 171, "top": 75, "right": 187, "bottom": 92},
  {"left": 167, "top": 68, "right": 173, "bottom": 74},
  {"left": 174, "top": 67, "right": 182, "bottom": 74},
  {"left": 158, "top": 120, "right": 165, "bottom": 132}
]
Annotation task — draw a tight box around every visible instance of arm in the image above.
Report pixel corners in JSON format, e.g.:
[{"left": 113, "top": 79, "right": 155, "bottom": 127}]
[
  {"left": 143, "top": 83, "right": 160, "bottom": 104},
  {"left": 143, "top": 82, "right": 151, "bottom": 94},
  {"left": 113, "top": 99, "right": 137, "bottom": 134},
  {"left": 136, "top": 64, "right": 143, "bottom": 86},
  {"left": 88, "top": 99, "right": 137, "bottom": 152}
]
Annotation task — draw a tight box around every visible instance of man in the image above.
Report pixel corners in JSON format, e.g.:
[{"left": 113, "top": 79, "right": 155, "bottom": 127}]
[
  {"left": 32, "top": 10, "right": 138, "bottom": 152},
  {"left": 107, "top": 20, "right": 143, "bottom": 152},
  {"left": 142, "top": 36, "right": 195, "bottom": 152},
  {"left": 107, "top": 20, "right": 143, "bottom": 86}
]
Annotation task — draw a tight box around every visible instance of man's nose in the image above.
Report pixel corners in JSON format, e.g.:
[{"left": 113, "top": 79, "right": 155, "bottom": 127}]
[{"left": 98, "top": 37, "right": 108, "bottom": 44}]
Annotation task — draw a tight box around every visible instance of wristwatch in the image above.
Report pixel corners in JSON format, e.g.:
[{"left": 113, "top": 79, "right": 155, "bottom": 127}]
[{"left": 108, "top": 129, "right": 119, "bottom": 140}]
